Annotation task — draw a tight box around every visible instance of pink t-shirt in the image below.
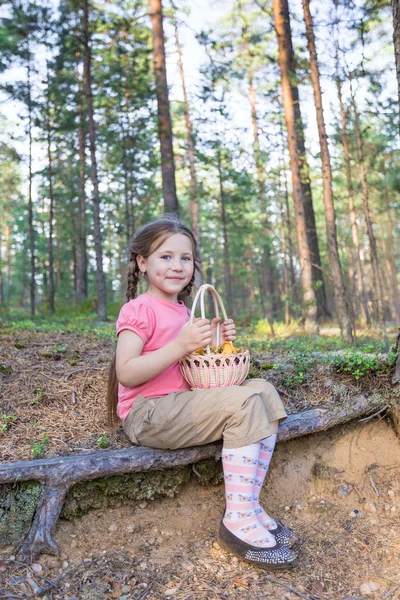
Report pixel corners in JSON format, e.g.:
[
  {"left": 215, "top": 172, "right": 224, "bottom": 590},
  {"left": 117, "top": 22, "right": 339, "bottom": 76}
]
[{"left": 116, "top": 293, "right": 191, "bottom": 421}]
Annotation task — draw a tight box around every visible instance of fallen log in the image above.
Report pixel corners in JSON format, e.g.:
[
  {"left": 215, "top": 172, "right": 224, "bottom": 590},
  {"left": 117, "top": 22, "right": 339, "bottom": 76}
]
[{"left": 0, "top": 393, "right": 389, "bottom": 562}]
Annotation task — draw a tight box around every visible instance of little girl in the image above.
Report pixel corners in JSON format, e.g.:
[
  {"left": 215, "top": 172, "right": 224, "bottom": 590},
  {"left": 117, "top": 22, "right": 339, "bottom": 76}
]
[{"left": 107, "top": 214, "right": 298, "bottom": 569}]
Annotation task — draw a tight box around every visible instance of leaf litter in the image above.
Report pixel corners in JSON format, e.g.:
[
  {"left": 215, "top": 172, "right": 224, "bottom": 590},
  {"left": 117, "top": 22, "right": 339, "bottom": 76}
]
[{"left": 1, "top": 330, "right": 400, "bottom": 599}]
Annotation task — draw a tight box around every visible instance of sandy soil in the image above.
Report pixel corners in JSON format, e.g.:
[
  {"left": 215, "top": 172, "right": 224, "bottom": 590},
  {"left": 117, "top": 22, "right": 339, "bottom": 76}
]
[{"left": 2, "top": 417, "right": 400, "bottom": 600}]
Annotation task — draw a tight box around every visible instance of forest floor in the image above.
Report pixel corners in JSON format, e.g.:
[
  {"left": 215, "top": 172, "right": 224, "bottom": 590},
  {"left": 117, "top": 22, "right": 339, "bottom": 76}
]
[{"left": 1, "top": 326, "right": 400, "bottom": 599}]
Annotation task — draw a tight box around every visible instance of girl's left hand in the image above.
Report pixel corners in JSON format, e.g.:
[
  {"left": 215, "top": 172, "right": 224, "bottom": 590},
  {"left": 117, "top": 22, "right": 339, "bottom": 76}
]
[{"left": 211, "top": 317, "right": 236, "bottom": 345}]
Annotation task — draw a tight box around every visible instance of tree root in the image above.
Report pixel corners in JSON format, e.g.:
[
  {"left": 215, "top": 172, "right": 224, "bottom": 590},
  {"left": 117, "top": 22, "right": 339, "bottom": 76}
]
[{"left": 0, "top": 393, "right": 391, "bottom": 562}]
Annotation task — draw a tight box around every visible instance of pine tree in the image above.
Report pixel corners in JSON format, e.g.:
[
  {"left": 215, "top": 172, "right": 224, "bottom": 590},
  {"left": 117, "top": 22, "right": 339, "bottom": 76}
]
[
  {"left": 149, "top": 0, "right": 179, "bottom": 212},
  {"left": 302, "top": 0, "right": 353, "bottom": 341}
]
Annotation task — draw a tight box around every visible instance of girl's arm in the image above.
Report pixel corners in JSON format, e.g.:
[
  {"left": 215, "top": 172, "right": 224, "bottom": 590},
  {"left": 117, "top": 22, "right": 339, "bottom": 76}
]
[{"left": 116, "top": 318, "right": 212, "bottom": 388}]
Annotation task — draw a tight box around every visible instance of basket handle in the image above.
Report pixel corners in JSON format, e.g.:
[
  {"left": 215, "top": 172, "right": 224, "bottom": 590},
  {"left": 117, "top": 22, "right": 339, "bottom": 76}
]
[{"left": 190, "top": 284, "right": 229, "bottom": 354}]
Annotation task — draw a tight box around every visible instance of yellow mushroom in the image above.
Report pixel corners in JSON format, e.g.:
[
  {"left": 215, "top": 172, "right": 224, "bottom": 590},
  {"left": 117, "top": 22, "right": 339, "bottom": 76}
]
[{"left": 221, "top": 341, "right": 237, "bottom": 354}]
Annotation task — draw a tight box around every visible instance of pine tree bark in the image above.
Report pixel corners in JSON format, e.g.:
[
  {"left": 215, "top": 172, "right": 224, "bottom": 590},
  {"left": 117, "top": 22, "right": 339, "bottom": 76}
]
[
  {"left": 149, "top": 0, "right": 179, "bottom": 213},
  {"left": 171, "top": 6, "right": 203, "bottom": 284},
  {"left": 45, "top": 71, "right": 55, "bottom": 314},
  {"left": 75, "top": 72, "right": 88, "bottom": 304},
  {"left": 392, "top": 0, "right": 400, "bottom": 132},
  {"left": 271, "top": 0, "right": 328, "bottom": 318},
  {"left": 273, "top": 0, "right": 317, "bottom": 332},
  {"left": 386, "top": 197, "right": 400, "bottom": 325},
  {"left": 349, "top": 78, "right": 386, "bottom": 339},
  {"left": 336, "top": 74, "right": 369, "bottom": 324},
  {"left": 302, "top": 0, "right": 353, "bottom": 341},
  {"left": 27, "top": 54, "right": 36, "bottom": 318},
  {"left": 83, "top": 0, "right": 107, "bottom": 321}
]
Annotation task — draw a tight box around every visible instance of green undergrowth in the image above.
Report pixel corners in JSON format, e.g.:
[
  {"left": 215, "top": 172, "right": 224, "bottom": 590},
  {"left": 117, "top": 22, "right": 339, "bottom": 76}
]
[
  {"left": 0, "top": 314, "right": 116, "bottom": 340},
  {"left": 1, "top": 311, "right": 398, "bottom": 384},
  {"left": 241, "top": 333, "right": 393, "bottom": 355}
]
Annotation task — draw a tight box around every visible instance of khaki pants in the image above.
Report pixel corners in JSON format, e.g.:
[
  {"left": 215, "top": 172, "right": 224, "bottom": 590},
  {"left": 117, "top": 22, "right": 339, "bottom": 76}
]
[{"left": 122, "top": 379, "right": 287, "bottom": 450}]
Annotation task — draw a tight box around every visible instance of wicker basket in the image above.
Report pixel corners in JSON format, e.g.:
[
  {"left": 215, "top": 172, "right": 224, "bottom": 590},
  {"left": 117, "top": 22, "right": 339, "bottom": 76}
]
[{"left": 180, "top": 284, "right": 250, "bottom": 389}]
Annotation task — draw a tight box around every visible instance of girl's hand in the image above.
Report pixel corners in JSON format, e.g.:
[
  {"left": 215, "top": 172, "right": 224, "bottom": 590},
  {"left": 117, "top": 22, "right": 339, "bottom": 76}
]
[
  {"left": 177, "top": 318, "right": 212, "bottom": 354},
  {"left": 211, "top": 317, "right": 237, "bottom": 346}
]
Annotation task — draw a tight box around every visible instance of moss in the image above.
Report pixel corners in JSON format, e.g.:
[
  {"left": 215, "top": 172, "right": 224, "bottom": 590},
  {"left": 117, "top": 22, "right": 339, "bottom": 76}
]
[
  {"left": 0, "top": 481, "right": 41, "bottom": 544},
  {"left": 191, "top": 459, "right": 223, "bottom": 485},
  {"left": 62, "top": 466, "right": 191, "bottom": 520},
  {"left": 0, "top": 461, "right": 223, "bottom": 541},
  {"left": 0, "top": 363, "right": 12, "bottom": 375}
]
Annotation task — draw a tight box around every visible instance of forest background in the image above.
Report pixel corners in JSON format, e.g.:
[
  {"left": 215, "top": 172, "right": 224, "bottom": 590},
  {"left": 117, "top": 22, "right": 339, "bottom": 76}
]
[{"left": 0, "top": 0, "right": 399, "bottom": 347}]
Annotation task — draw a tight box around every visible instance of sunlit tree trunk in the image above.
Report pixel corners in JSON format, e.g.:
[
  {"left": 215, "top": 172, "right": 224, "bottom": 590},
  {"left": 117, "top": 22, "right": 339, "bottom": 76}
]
[
  {"left": 83, "top": 0, "right": 107, "bottom": 320},
  {"left": 271, "top": 0, "right": 327, "bottom": 318},
  {"left": 336, "top": 74, "right": 369, "bottom": 324},
  {"left": 302, "top": 0, "right": 353, "bottom": 341},
  {"left": 273, "top": 0, "right": 317, "bottom": 332},
  {"left": 349, "top": 77, "right": 386, "bottom": 340},
  {"left": 149, "top": 0, "right": 179, "bottom": 213}
]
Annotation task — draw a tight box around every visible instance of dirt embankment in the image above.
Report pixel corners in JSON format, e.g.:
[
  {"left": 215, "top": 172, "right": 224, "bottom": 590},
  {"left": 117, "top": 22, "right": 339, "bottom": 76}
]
[{"left": 2, "top": 417, "right": 400, "bottom": 599}]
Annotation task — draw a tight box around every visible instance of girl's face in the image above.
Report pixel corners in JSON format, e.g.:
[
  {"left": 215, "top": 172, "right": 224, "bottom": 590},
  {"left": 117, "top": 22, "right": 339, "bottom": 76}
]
[{"left": 137, "top": 233, "right": 194, "bottom": 303}]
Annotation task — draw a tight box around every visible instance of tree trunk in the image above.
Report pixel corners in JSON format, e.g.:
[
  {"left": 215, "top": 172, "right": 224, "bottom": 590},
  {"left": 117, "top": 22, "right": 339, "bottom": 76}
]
[
  {"left": 283, "top": 161, "right": 298, "bottom": 310},
  {"left": 392, "top": 0, "right": 400, "bottom": 133},
  {"left": 75, "top": 75, "right": 88, "bottom": 304},
  {"left": 273, "top": 0, "right": 317, "bottom": 332},
  {"left": 171, "top": 5, "right": 203, "bottom": 285},
  {"left": 336, "top": 73, "right": 370, "bottom": 324},
  {"left": 271, "top": 0, "right": 328, "bottom": 318},
  {"left": 386, "top": 197, "right": 400, "bottom": 325},
  {"left": 83, "top": 0, "right": 107, "bottom": 321},
  {"left": 349, "top": 78, "right": 386, "bottom": 340},
  {"left": 27, "top": 54, "right": 35, "bottom": 318},
  {"left": 149, "top": 0, "right": 179, "bottom": 213},
  {"left": 5, "top": 223, "right": 11, "bottom": 303},
  {"left": 302, "top": 0, "right": 353, "bottom": 342},
  {"left": 46, "top": 70, "right": 55, "bottom": 314},
  {"left": 278, "top": 180, "right": 290, "bottom": 325},
  {"left": 244, "top": 36, "right": 275, "bottom": 322},
  {"left": 216, "top": 147, "right": 233, "bottom": 316}
]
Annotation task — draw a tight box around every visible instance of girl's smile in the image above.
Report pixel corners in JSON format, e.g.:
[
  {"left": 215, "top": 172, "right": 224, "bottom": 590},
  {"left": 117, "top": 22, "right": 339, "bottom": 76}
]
[{"left": 137, "top": 233, "right": 194, "bottom": 302}]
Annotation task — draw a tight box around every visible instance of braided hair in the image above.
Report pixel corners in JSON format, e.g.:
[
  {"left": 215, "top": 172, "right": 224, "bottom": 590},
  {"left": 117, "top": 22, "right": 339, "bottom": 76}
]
[{"left": 107, "top": 215, "right": 199, "bottom": 429}]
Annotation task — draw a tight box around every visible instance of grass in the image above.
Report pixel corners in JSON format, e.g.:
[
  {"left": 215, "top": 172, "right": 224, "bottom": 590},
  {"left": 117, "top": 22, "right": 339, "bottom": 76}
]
[{"left": 1, "top": 307, "right": 398, "bottom": 355}]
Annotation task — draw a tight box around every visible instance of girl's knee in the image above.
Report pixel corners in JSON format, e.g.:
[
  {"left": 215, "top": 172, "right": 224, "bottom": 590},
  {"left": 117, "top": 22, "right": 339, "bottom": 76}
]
[{"left": 242, "top": 378, "right": 277, "bottom": 395}]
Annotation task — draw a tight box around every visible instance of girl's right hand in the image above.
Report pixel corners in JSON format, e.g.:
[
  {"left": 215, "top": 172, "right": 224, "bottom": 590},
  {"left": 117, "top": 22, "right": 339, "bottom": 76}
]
[{"left": 176, "top": 318, "right": 212, "bottom": 355}]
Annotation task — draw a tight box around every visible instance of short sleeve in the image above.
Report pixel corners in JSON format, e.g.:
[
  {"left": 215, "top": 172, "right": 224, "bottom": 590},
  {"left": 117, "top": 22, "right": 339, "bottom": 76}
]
[{"left": 116, "top": 300, "right": 155, "bottom": 344}]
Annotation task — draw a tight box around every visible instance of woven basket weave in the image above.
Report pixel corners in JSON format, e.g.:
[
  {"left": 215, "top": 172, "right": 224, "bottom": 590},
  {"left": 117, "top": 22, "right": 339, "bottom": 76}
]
[{"left": 180, "top": 284, "right": 250, "bottom": 389}]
